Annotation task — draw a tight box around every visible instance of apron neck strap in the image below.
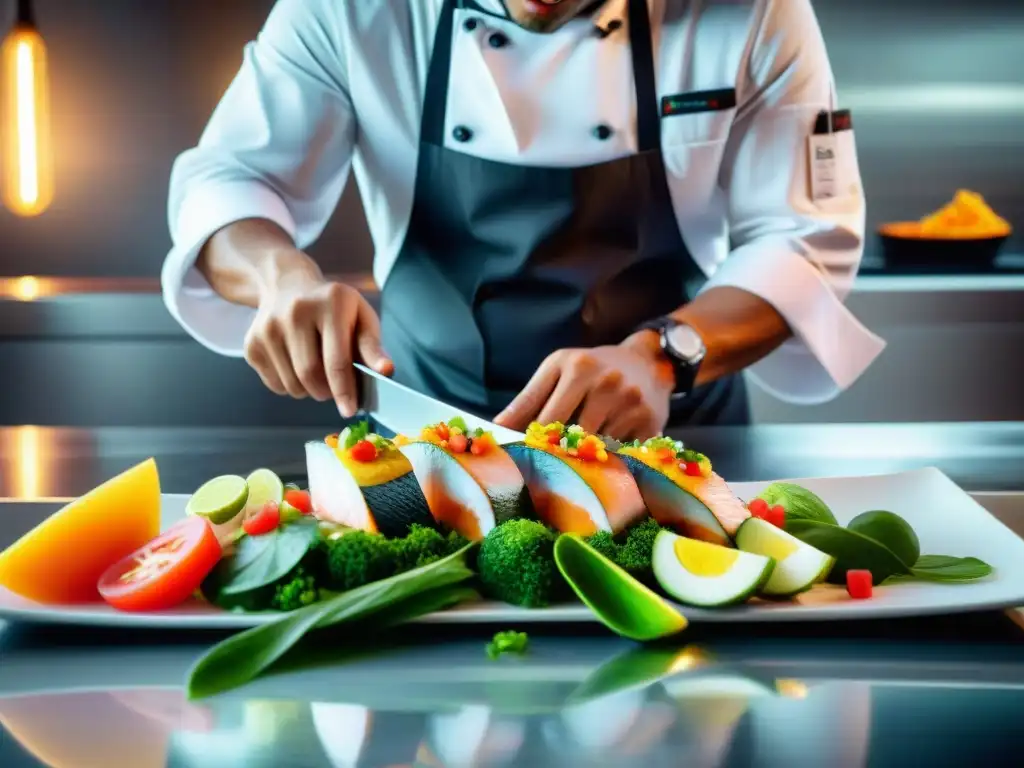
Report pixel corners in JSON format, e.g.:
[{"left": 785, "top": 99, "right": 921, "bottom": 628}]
[{"left": 422, "top": 0, "right": 662, "bottom": 153}]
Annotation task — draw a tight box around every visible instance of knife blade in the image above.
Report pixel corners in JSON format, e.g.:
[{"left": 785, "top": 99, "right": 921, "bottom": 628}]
[{"left": 355, "top": 363, "right": 526, "bottom": 444}]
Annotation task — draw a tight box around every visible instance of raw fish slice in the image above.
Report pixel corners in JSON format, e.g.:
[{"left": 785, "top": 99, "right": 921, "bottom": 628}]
[
  {"left": 306, "top": 423, "right": 435, "bottom": 538},
  {"left": 619, "top": 439, "right": 749, "bottom": 545},
  {"left": 505, "top": 423, "right": 646, "bottom": 536},
  {"left": 395, "top": 420, "right": 527, "bottom": 539}
]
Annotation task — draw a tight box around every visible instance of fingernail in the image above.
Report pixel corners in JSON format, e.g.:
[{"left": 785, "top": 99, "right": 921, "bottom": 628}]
[{"left": 338, "top": 399, "right": 355, "bottom": 418}]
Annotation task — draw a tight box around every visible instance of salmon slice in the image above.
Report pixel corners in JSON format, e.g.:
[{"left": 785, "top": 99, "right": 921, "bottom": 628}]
[
  {"left": 397, "top": 441, "right": 526, "bottom": 540},
  {"left": 618, "top": 446, "right": 750, "bottom": 545},
  {"left": 505, "top": 443, "right": 646, "bottom": 535}
]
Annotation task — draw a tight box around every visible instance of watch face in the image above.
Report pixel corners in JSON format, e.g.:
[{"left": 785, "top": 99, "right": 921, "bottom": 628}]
[{"left": 666, "top": 323, "right": 705, "bottom": 361}]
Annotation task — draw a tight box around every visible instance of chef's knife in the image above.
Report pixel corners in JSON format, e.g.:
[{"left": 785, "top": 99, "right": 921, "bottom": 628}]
[{"left": 354, "top": 363, "right": 526, "bottom": 444}]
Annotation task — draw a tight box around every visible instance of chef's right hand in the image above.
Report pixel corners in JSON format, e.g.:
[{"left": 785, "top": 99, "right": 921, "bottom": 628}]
[{"left": 244, "top": 270, "right": 393, "bottom": 417}]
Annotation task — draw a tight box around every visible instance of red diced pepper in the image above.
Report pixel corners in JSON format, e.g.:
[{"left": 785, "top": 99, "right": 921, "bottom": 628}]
[
  {"left": 683, "top": 462, "right": 703, "bottom": 477},
  {"left": 656, "top": 448, "right": 675, "bottom": 464},
  {"left": 243, "top": 502, "right": 281, "bottom": 536},
  {"left": 547, "top": 430, "right": 562, "bottom": 445},
  {"left": 846, "top": 570, "right": 873, "bottom": 599},
  {"left": 436, "top": 422, "right": 450, "bottom": 441},
  {"left": 449, "top": 434, "right": 468, "bottom": 453},
  {"left": 349, "top": 440, "right": 378, "bottom": 463},
  {"left": 284, "top": 489, "right": 312, "bottom": 515},
  {"left": 747, "top": 498, "right": 769, "bottom": 518},
  {"left": 766, "top": 504, "right": 786, "bottom": 528},
  {"left": 577, "top": 441, "right": 598, "bottom": 461}
]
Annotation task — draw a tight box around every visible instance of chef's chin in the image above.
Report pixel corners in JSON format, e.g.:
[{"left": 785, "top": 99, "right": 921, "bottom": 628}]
[{"left": 504, "top": 0, "right": 587, "bottom": 33}]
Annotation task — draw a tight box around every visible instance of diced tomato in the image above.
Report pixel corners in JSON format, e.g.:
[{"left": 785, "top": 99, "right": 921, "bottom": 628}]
[
  {"left": 449, "top": 434, "right": 468, "bottom": 453},
  {"left": 846, "top": 570, "right": 873, "bottom": 599},
  {"left": 435, "top": 422, "right": 450, "bottom": 441},
  {"left": 747, "top": 498, "right": 769, "bottom": 518},
  {"left": 284, "top": 489, "right": 312, "bottom": 515},
  {"left": 683, "top": 462, "right": 703, "bottom": 477},
  {"left": 243, "top": 502, "right": 281, "bottom": 536},
  {"left": 547, "top": 430, "right": 562, "bottom": 445},
  {"left": 656, "top": 448, "right": 675, "bottom": 464},
  {"left": 97, "top": 516, "right": 221, "bottom": 612},
  {"left": 349, "top": 440, "right": 378, "bottom": 462},
  {"left": 766, "top": 504, "right": 786, "bottom": 528},
  {"left": 577, "top": 441, "right": 598, "bottom": 461}
]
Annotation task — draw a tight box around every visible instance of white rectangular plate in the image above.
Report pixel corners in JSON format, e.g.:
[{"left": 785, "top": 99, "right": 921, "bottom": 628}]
[{"left": 2, "top": 468, "right": 1023, "bottom": 628}]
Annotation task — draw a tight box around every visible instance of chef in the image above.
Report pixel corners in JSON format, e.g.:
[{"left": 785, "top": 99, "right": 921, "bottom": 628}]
[{"left": 162, "top": 0, "right": 885, "bottom": 439}]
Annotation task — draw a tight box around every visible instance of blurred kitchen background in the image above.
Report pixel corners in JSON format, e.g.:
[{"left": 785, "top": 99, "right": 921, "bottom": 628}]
[{"left": 0, "top": 0, "right": 1021, "bottom": 427}]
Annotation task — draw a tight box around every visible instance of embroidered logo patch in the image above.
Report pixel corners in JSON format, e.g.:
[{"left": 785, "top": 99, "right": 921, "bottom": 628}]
[{"left": 661, "top": 88, "right": 737, "bottom": 117}]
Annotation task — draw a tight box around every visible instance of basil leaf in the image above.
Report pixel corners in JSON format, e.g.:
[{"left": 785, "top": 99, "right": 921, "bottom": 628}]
[
  {"left": 186, "top": 544, "right": 478, "bottom": 700},
  {"left": 785, "top": 519, "right": 912, "bottom": 585},
  {"left": 760, "top": 483, "right": 837, "bottom": 525},
  {"left": 847, "top": 510, "right": 920, "bottom": 567},
  {"left": 908, "top": 555, "right": 994, "bottom": 583},
  {"left": 205, "top": 518, "right": 320, "bottom": 598}
]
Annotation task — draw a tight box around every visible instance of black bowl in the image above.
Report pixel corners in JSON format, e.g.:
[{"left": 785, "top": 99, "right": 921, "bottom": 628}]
[{"left": 878, "top": 226, "right": 1009, "bottom": 272}]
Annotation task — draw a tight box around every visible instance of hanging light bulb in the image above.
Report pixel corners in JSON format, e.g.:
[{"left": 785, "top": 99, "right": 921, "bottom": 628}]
[{"left": 1, "top": 0, "right": 54, "bottom": 217}]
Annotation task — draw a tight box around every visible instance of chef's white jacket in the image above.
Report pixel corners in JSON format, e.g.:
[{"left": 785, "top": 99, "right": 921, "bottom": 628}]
[{"left": 163, "top": 0, "right": 886, "bottom": 405}]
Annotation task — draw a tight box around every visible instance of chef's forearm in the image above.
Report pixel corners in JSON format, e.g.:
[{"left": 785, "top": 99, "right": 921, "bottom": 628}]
[
  {"left": 196, "top": 219, "right": 323, "bottom": 308},
  {"left": 625, "top": 286, "right": 792, "bottom": 386}
]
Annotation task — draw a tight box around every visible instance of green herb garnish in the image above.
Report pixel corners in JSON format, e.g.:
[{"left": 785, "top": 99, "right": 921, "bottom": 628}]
[
  {"left": 447, "top": 416, "right": 469, "bottom": 434},
  {"left": 486, "top": 630, "right": 530, "bottom": 660},
  {"left": 341, "top": 421, "right": 371, "bottom": 449}
]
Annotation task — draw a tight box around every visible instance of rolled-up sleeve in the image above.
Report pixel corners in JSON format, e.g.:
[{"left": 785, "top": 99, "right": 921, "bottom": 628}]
[
  {"left": 162, "top": 0, "right": 356, "bottom": 357},
  {"left": 700, "top": 0, "right": 886, "bottom": 404}
]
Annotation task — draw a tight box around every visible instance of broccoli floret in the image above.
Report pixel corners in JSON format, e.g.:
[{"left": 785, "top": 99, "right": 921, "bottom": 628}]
[
  {"left": 270, "top": 566, "right": 320, "bottom": 611},
  {"left": 584, "top": 530, "right": 619, "bottom": 562},
  {"left": 477, "top": 519, "right": 559, "bottom": 608},
  {"left": 445, "top": 529, "right": 470, "bottom": 555},
  {"left": 325, "top": 530, "right": 397, "bottom": 591},
  {"left": 583, "top": 520, "right": 664, "bottom": 582},
  {"left": 392, "top": 524, "right": 450, "bottom": 571},
  {"left": 616, "top": 519, "right": 663, "bottom": 581},
  {"left": 486, "top": 630, "right": 529, "bottom": 659}
]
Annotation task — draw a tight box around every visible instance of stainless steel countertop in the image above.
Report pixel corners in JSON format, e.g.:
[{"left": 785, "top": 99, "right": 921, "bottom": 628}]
[
  {"left": 2, "top": 421, "right": 1024, "bottom": 767},
  {"left": 1, "top": 422, "right": 1022, "bottom": 499}
]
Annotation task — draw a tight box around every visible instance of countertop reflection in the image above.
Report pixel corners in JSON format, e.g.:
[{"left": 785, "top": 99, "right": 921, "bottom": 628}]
[{"left": 1, "top": 615, "right": 1023, "bottom": 768}]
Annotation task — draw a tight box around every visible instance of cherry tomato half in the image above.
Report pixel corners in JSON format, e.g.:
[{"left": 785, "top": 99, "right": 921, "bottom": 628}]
[
  {"left": 449, "top": 434, "right": 468, "bottom": 453},
  {"left": 349, "top": 440, "right": 378, "bottom": 462},
  {"left": 284, "top": 489, "right": 312, "bottom": 515},
  {"left": 97, "top": 516, "right": 221, "bottom": 612}
]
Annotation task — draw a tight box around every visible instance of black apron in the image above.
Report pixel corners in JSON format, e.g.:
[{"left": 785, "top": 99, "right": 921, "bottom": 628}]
[{"left": 380, "top": 0, "right": 749, "bottom": 428}]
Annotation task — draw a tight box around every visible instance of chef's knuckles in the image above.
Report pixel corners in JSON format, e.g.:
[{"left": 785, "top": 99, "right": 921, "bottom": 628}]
[
  {"left": 243, "top": 280, "right": 389, "bottom": 414},
  {"left": 498, "top": 344, "right": 673, "bottom": 439}
]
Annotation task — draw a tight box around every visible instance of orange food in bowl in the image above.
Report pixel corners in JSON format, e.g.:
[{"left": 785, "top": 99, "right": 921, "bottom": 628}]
[{"left": 880, "top": 190, "right": 1012, "bottom": 240}]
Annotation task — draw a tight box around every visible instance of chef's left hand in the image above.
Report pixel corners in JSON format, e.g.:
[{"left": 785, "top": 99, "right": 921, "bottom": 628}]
[{"left": 494, "top": 332, "right": 675, "bottom": 440}]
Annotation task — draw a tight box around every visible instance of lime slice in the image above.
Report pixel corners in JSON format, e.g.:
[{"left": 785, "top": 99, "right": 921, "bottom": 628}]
[
  {"left": 244, "top": 468, "right": 285, "bottom": 517},
  {"left": 186, "top": 475, "right": 249, "bottom": 525}
]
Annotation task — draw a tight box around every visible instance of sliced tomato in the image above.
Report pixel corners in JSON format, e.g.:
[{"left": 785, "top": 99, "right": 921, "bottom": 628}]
[{"left": 97, "top": 516, "right": 221, "bottom": 612}]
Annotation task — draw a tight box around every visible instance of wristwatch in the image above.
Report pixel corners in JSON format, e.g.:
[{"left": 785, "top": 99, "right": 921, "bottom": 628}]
[{"left": 635, "top": 316, "right": 706, "bottom": 397}]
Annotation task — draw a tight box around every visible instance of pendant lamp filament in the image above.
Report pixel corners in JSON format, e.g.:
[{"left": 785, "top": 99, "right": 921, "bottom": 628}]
[{"left": 1, "top": 0, "right": 54, "bottom": 217}]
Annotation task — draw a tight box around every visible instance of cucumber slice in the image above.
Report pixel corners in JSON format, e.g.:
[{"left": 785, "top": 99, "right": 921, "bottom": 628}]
[
  {"left": 243, "top": 468, "right": 285, "bottom": 517},
  {"left": 734, "top": 518, "right": 834, "bottom": 598},
  {"left": 186, "top": 475, "right": 249, "bottom": 525},
  {"left": 652, "top": 530, "right": 774, "bottom": 607}
]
